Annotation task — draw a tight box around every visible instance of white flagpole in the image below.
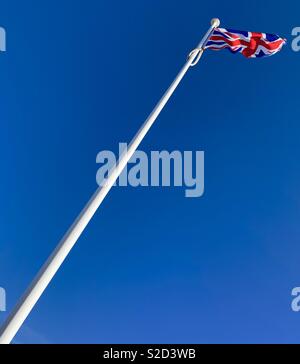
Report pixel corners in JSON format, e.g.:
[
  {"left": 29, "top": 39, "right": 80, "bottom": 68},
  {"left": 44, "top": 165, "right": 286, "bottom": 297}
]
[{"left": 0, "top": 18, "right": 220, "bottom": 344}]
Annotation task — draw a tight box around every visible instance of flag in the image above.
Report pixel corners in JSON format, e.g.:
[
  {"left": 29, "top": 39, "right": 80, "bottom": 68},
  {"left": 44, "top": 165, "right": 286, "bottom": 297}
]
[{"left": 206, "top": 27, "right": 286, "bottom": 58}]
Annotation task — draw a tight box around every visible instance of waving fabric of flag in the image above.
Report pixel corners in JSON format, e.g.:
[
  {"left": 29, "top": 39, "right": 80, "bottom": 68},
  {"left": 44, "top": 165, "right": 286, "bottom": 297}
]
[{"left": 206, "top": 28, "right": 286, "bottom": 58}]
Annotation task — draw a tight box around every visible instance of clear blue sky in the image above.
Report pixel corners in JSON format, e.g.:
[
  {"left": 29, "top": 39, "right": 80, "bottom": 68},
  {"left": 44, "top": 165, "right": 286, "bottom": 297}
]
[{"left": 0, "top": 0, "right": 300, "bottom": 343}]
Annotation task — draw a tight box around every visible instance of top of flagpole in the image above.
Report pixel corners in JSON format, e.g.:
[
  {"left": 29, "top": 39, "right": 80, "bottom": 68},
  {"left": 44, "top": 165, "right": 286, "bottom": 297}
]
[
  {"left": 211, "top": 18, "right": 220, "bottom": 28},
  {"left": 189, "top": 18, "right": 220, "bottom": 66},
  {"left": 196, "top": 18, "right": 220, "bottom": 50}
]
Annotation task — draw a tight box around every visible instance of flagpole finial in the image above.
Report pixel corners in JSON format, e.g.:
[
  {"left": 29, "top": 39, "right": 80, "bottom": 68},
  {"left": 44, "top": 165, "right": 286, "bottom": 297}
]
[{"left": 211, "top": 18, "right": 220, "bottom": 28}]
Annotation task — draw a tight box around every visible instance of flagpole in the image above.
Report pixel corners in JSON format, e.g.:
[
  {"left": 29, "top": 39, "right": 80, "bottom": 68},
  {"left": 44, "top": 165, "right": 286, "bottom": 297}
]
[{"left": 0, "top": 18, "right": 220, "bottom": 344}]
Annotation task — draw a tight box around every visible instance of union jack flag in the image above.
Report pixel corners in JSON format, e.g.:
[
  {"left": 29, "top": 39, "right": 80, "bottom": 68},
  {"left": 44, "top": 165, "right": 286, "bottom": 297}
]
[{"left": 206, "top": 27, "right": 286, "bottom": 58}]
